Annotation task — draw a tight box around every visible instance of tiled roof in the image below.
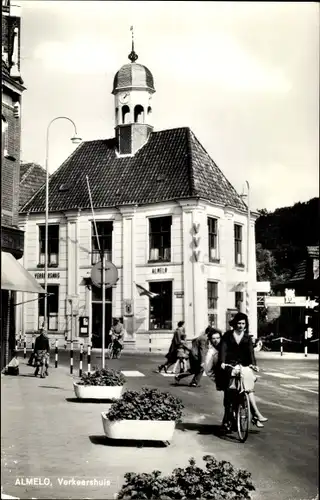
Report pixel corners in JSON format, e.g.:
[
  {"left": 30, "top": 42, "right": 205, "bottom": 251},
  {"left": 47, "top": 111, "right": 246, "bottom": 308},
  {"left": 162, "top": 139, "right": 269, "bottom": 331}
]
[
  {"left": 307, "top": 246, "right": 319, "bottom": 259},
  {"left": 288, "top": 261, "right": 307, "bottom": 283},
  {"left": 2, "top": 60, "right": 10, "bottom": 77},
  {"left": 19, "top": 162, "right": 46, "bottom": 209},
  {"left": 113, "top": 63, "right": 155, "bottom": 93},
  {"left": 20, "top": 127, "right": 246, "bottom": 214}
]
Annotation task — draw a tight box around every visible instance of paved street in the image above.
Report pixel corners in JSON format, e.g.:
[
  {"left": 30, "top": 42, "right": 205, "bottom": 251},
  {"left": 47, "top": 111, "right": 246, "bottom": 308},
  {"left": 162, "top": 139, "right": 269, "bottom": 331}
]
[{"left": 1, "top": 352, "right": 318, "bottom": 500}]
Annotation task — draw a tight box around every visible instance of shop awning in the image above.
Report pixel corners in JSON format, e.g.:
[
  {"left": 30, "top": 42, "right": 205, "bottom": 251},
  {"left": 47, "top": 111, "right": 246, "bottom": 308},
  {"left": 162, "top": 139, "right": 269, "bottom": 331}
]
[{"left": 1, "top": 251, "right": 45, "bottom": 294}]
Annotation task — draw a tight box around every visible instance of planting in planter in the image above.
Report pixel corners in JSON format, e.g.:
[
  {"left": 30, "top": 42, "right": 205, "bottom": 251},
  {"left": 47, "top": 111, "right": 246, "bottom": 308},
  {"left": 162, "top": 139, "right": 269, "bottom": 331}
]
[
  {"left": 117, "top": 455, "right": 256, "bottom": 499},
  {"left": 74, "top": 368, "right": 126, "bottom": 400},
  {"left": 101, "top": 387, "right": 184, "bottom": 443}
]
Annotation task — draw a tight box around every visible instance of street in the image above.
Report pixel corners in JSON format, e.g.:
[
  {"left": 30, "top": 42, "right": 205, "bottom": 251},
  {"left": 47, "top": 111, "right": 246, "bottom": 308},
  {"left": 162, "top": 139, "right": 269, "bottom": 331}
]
[{"left": 1, "top": 351, "right": 319, "bottom": 500}]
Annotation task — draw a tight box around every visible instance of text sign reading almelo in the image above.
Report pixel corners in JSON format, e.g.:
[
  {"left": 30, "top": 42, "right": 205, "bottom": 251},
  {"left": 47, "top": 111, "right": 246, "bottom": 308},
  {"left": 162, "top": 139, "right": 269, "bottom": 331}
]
[
  {"left": 35, "top": 272, "right": 60, "bottom": 279},
  {"left": 152, "top": 267, "right": 167, "bottom": 274}
]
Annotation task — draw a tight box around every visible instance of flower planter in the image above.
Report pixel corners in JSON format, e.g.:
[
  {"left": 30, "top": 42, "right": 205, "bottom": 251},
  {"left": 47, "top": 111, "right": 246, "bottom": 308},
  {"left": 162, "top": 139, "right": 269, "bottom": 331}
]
[
  {"left": 73, "top": 382, "right": 124, "bottom": 400},
  {"left": 101, "top": 412, "right": 176, "bottom": 442}
]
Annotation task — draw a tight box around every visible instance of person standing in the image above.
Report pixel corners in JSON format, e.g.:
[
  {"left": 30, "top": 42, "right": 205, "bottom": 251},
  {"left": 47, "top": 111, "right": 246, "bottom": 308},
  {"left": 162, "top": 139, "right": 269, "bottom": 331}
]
[
  {"left": 157, "top": 321, "right": 186, "bottom": 373},
  {"left": 175, "top": 326, "right": 222, "bottom": 387},
  {"left": 34, "top": 328, "right": 50, "bottom": 378}
]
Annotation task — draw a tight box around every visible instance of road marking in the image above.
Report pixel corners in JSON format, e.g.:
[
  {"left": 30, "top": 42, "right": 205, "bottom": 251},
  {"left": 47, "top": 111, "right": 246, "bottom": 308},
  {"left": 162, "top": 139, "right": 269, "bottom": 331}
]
[
  {"left": 263, "top": 372, "right": 300, "bottom": 379},
  {"left": 298, "top": 372, "right": 318, "bottom": 380},
  {"left": 255, "top": 396, "right": 318, "bottom": 416},
  {"left": 281, "top": 384, "right": 319, "bottom": 394},
  {"left": 121, "top": 370, "right": 145, "bottom": 377},
  {"left": 160, "top": 373, "right": 207, "bottom": 377}
]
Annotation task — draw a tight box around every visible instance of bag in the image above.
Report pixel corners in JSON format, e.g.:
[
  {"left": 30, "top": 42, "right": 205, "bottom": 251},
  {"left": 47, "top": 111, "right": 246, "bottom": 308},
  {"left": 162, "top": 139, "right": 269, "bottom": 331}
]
[{"left": 204, "top": 347, "right": 217, "bottom": 377}]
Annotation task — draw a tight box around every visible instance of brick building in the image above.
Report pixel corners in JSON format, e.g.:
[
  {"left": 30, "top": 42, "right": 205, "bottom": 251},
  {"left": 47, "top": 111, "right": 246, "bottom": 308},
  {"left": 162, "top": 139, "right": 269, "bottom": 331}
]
[
  {"left": 1, "top": 0, "right": 43, "bottom": 369},
  {"left": 19, "top": 41, "right": 258, "bottom": 350}
]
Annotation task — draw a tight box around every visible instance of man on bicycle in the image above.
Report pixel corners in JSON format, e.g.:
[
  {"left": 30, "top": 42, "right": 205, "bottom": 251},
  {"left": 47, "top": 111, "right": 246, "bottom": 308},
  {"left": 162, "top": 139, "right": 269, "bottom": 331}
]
[{"left": 109, "top": 318, "right": 125, "bottom": 355}]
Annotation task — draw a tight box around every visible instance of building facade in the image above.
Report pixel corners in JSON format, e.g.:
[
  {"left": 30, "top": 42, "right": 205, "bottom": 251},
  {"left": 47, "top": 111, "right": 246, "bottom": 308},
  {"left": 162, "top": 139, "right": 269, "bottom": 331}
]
[{"left": 19, "top": 42, "right": 257, "bottom": 350}]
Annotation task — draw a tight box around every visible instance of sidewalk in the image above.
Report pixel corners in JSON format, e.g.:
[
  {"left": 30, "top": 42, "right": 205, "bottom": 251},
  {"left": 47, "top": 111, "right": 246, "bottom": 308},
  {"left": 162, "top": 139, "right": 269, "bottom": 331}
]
[{"left": 2, "top": 362, "right": 250, "bottom": 500}]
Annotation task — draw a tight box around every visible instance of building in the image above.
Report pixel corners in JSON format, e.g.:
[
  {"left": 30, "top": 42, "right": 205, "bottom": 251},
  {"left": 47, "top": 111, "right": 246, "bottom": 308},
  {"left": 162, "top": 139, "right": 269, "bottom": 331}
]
[
  {"left": 19, "top": 40, "right": 257, "bottom": 350},
  {"left": 1, "top": 0, "right": 43, "bottom": 369}
]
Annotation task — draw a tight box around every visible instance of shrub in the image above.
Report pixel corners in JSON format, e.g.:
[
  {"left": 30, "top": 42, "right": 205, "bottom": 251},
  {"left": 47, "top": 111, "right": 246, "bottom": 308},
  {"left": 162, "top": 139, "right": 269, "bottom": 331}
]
[
  {"left": 117, "top": 455, "right": 255, "bottom": 499},
  {"left": 107, "top": 387, "right": 184, "bottom": 422},
  {"left": 78, "top": 368, "right": 126, "bottom": 386}
]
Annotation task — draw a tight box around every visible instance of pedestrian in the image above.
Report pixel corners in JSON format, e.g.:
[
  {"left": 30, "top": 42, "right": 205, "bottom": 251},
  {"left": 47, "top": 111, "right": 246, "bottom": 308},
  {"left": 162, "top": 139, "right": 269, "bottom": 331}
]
[
  {"left": 175, "top": 325, "right": 222, "bottom": 387},
  {"left": 219, "top": 312, "right": 268, "bottom": 431},
  {"left": 176, "top": 330, "right": 189, "bottom": 373},
  {"left": 109, "top": 318, "right": 125, "bottom": 357},
  {"left": 157, "top": 321, "right": 186, "bottom": 373},
  {"left": 27, "top": 337, "right": 36, "bottom": 367},
  {"left": 33, "top": 328, "right": 50, "bottom": 378}
]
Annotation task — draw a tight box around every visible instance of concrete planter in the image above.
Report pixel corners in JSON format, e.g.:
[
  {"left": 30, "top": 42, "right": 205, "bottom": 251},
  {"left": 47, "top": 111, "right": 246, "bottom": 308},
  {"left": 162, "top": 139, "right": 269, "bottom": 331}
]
[
  {"left": 73, "top": 382, "right": 124, "bottom": 400},
  {"left": 101, "top": 412, "right": 176, "bottom": 442}
]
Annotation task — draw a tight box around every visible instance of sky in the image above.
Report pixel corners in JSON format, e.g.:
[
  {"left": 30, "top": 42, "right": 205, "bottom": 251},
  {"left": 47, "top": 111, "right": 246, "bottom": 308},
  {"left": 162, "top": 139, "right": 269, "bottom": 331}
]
[{"left": 19, "top": 1, "right": 319, "bottom": 211}]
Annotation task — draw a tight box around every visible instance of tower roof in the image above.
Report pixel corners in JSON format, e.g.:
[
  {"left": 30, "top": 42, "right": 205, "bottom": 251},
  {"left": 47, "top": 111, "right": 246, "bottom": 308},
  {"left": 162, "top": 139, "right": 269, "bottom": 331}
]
[{"left": 113, "top": 63, "right": 155, "bottom": 93}]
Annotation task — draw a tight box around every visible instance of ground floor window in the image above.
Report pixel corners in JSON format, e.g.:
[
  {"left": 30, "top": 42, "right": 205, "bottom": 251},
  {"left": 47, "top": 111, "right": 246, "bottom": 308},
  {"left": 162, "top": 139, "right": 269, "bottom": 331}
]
[
  {"left": 91, "top": 285, "right": 112, "bottom": 348},
  {"left": 149, "top": 281, "right": 172, "bottom": 330},
  {"left": 207, "top": 281, "right": 218, "bottom": 328},
  {"left": 38, "top": 285, "right": 59, "bottom": 331}
]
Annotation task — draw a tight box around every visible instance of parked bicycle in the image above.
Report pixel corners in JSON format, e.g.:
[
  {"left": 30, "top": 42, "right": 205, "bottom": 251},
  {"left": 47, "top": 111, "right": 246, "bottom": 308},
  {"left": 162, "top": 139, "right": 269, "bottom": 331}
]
[{"left": 223, "top": 364, "right": 259, "bottom": 443}]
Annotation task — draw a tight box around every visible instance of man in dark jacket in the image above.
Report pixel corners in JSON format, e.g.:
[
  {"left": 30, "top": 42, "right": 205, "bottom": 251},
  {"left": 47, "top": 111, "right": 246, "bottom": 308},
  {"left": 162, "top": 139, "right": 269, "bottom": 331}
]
[
  {"left": 34, "top": 329, "right": 50, "bottom": 377},
  {"left": 175, "top": 326, "right": 222, "bottom": 387}
]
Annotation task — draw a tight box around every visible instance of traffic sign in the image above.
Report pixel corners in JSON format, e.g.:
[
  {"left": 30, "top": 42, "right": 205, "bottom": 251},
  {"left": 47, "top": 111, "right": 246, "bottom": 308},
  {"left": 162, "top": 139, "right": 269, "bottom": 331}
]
[
  {"left": 265, "top": 296, "right": 307, "bottom": 307},
  {"left": 91, "top": 260, "right": 118, "bottom": 288}
]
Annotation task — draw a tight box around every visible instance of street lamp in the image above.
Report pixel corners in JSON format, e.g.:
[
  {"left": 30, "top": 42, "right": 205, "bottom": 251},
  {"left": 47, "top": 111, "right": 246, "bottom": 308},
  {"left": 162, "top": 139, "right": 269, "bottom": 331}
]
[
  {"left": 240, "top": 181, "right": 250, "bottom": 318},
  {"left": 44, "top": 117, "right": 82, "bottom": 334}
]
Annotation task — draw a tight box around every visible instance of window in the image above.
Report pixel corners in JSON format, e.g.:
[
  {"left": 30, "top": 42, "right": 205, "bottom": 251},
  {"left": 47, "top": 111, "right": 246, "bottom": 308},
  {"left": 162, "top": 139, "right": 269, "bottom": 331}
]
[
  {"left": 91, "top": 285, "right": 112, "bottom": 302},
  {"left": 2, "top": 116, "right": 8, "bottom": 157},
  {"left": 207, "top": 281, "right": 218, "bottom": 327},
  {"left": 234, "top": 224, "right": 243, "bottom": 266},
  {"left": 38, "top": 285, "right": 59, "bottom": 331},
  {"left": 38, "top": 225, "right": 59, "bottom": 267},
  {"left": 149, "top": 281, "right": 172, "bottom": 330},
  {"left": 122, "top": 105, "right": 130, "bottom": 124},
  {"left": 91, "top": 221, "right": 113, "bottom": 265},
  {"left": 115, "top": 107, "right": 119, "bottom": 124},
  {"left": 208, "top": 217, "right": 219, "bottom": 261},
  {"left": 134, "top": 105, "right": 144, "bottom": 123},
  {"left": 149, "top": 216, "right": 171, "bottom": 262},
  {"left": 235, "top": 291, "right": 243, "bottom": 311}
]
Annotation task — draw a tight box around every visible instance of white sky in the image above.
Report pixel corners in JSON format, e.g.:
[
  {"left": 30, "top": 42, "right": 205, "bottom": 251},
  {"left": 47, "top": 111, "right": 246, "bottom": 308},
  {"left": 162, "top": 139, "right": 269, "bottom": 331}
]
[{"left": 19, "top": 1, "right": 319, "bottom": 211}]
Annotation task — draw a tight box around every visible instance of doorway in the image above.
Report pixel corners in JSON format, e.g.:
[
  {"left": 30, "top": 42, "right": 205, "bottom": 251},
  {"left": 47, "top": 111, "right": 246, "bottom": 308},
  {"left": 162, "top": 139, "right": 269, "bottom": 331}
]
[{"left": 91, "top": 285, "right": 112, "bottom": 348}]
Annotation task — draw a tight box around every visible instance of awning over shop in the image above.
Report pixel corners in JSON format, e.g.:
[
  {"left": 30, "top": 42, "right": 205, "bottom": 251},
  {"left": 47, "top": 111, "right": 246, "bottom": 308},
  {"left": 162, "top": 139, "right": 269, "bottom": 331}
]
[{"left": 1, "top": 251, "right": 44, "bottom": 294}]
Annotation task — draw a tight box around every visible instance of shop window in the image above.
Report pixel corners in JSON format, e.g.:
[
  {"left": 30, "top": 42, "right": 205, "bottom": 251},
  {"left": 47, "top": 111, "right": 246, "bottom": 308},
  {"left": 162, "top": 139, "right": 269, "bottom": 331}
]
[
  {"left": 149, "top": 281, "right": 172, "bottom": 330},
  {"left": 149, "top": 216, "right": 171, "bottom": 262},
  {"left": 234, "top": 224, "right": 243, "bottom": 266},
  {"left": 208, "top": 217, "right": 219, "bottom": 261},
  {"left": 38, "top": 225, "right": 59, "bottom": 267},
  {"left": 91, "top": 221, "right": 113, "bottom": 265},
  {"left": 38, "top": 284, "right": 59, "bottom": 331},
  {"left": 235, "top": 291, "right": 243, "bottom": 311},
  {"left": 207, "top": 281, "right": 218, "bottom": 327},
  {"left": 2, "top": 116, "right": 8, "bottom": 157}
]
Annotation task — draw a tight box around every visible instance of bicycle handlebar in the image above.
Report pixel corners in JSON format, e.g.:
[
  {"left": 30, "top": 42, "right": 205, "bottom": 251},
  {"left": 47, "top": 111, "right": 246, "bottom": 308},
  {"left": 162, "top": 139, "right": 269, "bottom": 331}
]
[{"left": 223, "top": 363, "right": 260, "bottom": 373}]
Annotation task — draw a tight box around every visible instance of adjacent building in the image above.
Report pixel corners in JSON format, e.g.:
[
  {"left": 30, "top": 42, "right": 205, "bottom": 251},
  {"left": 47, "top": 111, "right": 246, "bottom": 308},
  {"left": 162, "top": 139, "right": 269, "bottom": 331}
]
[
  {"left": 19, "top": 41, "right": 258, "bottom": 350},
  {"left": 1, "top": 0, "right": 43, "bottom": 369}
]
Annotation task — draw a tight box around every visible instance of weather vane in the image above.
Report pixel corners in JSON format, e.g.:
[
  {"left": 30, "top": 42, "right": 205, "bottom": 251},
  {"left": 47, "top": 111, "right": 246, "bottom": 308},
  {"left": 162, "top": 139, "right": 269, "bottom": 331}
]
[{"left": 128, "top": 25, "right": 138, "bottom": 63}]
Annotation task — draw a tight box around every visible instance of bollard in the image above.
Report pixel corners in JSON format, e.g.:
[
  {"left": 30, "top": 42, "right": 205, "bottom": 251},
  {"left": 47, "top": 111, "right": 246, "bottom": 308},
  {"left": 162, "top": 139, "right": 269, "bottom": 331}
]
[
  {"left": 70, "top": 341, "right": 73, "bottom": 375},
  {"left": 149, "top": 332, "right": 152, "bottom": 353},
  {"left": 79, "top": 344, "right": 83, "bottom": 377},
  {"left": 31, "top": 335, "right": 35, "bottom": 352},
  {"left": 55, "top": 339, "right": 58, "bottom": 368},
  {"left": 280, "top": 337, "right": 283, "bottom": 357},
  {"left": 64, "top": 334, "right": 67, "bottom": 350},
  {"left": 15, "top": 336, "right": 18, "bottom": 353},
  {"left": 23, "top": 334, "right": 27, "bottom": 359},
  {"left": 87, "top": 344, "right": 91, "bottom": 373},
  {"left": 304, "top": 298, "right": 311, "bottom": 358},
  {"left": 19, "top": 331, "right": 22, "bottom": 348}
]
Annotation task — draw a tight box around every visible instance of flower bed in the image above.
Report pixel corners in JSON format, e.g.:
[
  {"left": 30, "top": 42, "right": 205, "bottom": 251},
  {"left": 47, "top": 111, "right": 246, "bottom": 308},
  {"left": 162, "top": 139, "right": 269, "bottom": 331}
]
[{"left": 73, "top": 368, "right": 126, "bottom": 400}]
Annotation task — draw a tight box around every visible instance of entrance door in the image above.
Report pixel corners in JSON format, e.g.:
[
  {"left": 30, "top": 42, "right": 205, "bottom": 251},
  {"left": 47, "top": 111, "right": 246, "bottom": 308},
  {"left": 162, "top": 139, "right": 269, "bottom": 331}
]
[{"left": 91, "top": 284, "right": 113, "bottom": 348}]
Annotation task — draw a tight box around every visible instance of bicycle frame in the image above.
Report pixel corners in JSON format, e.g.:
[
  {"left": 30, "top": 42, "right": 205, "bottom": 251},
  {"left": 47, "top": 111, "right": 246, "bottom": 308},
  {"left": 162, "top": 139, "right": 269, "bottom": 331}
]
[{"left": 224, "top": 364, "right": 251, "bottom": 442}]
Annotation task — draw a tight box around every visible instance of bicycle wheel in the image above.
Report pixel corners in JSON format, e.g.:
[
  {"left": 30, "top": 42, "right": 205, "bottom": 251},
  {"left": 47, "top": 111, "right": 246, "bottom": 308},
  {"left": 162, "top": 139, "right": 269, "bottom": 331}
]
[
  {"left": 237, "top": 392, "right": 250, "bottom": 443},
  {"left": 106, "top": 343, "right": 113, "bottom": 359}
]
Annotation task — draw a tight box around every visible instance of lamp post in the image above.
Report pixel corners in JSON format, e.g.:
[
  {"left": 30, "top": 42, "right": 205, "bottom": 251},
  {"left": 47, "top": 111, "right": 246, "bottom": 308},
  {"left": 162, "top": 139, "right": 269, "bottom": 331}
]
[
  {"left": 241, "top": 181, "right": 251, "bottom": 318},
  {"left": 44, "top": 117, "right": 82, "bottom": 334}
]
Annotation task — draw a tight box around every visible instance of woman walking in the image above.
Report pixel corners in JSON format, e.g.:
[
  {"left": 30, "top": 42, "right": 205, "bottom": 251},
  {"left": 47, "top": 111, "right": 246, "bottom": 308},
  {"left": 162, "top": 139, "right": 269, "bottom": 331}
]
[
  {"left": 157, "top": 321, "right": 186, "bottom": 373},
  {"left": 34, "top": 328, "right": 50, "bottom": 378}
]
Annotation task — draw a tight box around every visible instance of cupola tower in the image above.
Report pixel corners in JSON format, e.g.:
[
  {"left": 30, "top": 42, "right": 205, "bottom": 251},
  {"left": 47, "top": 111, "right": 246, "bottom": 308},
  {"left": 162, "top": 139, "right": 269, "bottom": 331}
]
[{"left": 112, "top": 28, "right": 155, "bottom": 156}]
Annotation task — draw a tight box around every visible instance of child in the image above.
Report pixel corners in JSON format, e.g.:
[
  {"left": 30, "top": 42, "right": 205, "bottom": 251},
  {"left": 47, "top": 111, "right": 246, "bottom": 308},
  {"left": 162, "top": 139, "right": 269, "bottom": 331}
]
[{"left": 176, "top": 333, "right": 189, "bottom": 373}]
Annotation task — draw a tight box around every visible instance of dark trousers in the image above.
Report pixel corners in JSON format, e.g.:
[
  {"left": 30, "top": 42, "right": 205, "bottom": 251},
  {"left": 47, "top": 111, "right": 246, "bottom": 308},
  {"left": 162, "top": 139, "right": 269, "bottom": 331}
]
[{"left": 177, "top": 354, "right": 204, "bottom": 385}]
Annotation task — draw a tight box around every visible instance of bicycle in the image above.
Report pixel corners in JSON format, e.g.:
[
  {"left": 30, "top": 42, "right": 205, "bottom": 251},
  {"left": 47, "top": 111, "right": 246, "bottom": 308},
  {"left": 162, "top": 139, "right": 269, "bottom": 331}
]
[
  {"left": 223, "top": 364, "right": 258, "bottom": 443},
  {"left": 106, "top": 341, "right": 122, "bottom": 359}
]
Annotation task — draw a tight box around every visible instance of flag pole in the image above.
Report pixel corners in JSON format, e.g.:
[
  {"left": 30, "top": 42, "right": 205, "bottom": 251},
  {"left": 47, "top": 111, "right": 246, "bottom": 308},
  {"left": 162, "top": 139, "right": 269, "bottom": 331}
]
[{"left": 86, "top": 176, "right": 105, "bottom": 368}]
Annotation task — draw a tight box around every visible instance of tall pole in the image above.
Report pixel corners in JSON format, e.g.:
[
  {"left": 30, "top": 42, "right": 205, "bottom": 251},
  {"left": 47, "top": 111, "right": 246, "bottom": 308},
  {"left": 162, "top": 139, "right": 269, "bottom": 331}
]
[
  {"left": 245, "top": 181, "right": 250, "bottom": 319},
  {"left": 43, "top": 117, "right": 81, "bottom": 335},
  {"left": 101, "top": 249, "right": 106, "bottom": 369}
]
